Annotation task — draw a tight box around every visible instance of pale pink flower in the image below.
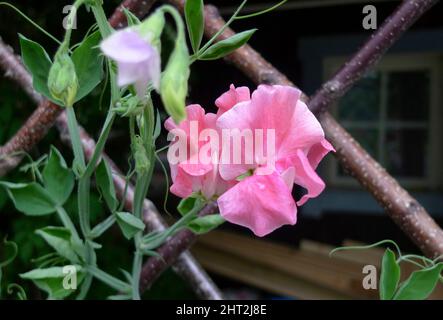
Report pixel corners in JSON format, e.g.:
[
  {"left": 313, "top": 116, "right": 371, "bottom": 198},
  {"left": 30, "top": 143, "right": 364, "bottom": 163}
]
[
  {"left": 165, "top": 105, "right": 234, "bottom": 200},
  {"left": 100, "top": 29, "right": 160, "bottom": 98},
  {"left": 216, "top": 85, "right": 334, "bottom": 236}
]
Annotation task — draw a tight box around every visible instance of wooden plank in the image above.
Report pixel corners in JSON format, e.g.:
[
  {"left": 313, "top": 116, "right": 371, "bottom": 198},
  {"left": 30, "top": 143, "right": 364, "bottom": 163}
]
[
  {"left": 193, "top": 243, "right": 351, "bottom": 300},
  {"left": 193, "top": 230, "right": 443, "bottom": 300},
  {"left": 193, "top": 231, "right": 378, "bottom": 299}
]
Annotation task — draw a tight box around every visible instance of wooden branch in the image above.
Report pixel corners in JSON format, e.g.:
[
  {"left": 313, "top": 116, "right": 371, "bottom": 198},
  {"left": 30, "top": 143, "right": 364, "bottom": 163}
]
[
  {"left": 55, "top": 112, "right": 223, "bottom": 299},
  {"left": 0, "top": 0, "right": 156, "bottom": 177},
  {"left": 139, "top": 202, "right": 218, "bottom": 293}
]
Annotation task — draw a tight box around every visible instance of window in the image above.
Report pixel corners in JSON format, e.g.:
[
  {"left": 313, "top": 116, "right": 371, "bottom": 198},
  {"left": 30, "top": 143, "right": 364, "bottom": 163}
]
[{"left": 324, "top": 53, "right": 443, "bottom": 189}]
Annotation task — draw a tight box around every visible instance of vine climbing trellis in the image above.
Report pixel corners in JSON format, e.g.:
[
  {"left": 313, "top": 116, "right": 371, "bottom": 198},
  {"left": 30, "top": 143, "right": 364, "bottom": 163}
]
[{"left": 0, "top": 0, "right": 442, "bottom": 299}]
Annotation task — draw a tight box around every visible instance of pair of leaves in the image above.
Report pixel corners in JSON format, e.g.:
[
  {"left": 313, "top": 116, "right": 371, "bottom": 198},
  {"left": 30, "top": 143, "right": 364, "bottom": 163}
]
[
  {"left": 185, "top": 0, "right": 256, "bottom": 60},
  {"left": 20, "top": 265, "right": 84, "bottom": 299},
  {"left": 379, "top": 248, "right": 443, "bottom": 300},
  {"left": 0, "top": 146, "right": 74, "bottom": 216},
  {"left": 20, "top": 31, "right": 103, "bottom": 105},
  {"left": 35, "top": 227, "right": 82, "bottom": 263}
]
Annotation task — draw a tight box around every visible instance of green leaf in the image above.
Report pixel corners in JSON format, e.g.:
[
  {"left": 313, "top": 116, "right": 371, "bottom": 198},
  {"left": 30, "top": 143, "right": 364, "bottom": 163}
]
[
  {"left": 177, "top": 196, "right": 199, "bottom": 216},
  {"left": 394, "top": 263, "right": 443, "bottom": 300},
  {"left": 115, "top": 212, "right": 145, "bottom": 240},
  {"left": 0, "top": 182, "right": 55, "bottom": 216},
  {"left": 20, "top": 265, "right": 84, "bottom": 299},
  {"left": 199, "top": 29, "right": 256, "bottom": 60},
  {"left": 0, "top": 238, "right": 18, "bottom": 268},
  {"left": 185, "top": 0, "right": 204, "bottom": 53},
  {"left": 71, "top": 31, "right": 104, "bottom": 101},
  {"left": 96, "top": 159, "right": 118, "bottom": 212},
  {"left": 187, "top": 214, "right": 225, "bottom": 234},
  {"left": 379, "top": 248, "right": 400, "bottom": 300},
  {"left": 35, "top": 227, "right": 80, "bottom": 263},
  {"left": 19, "top": 34, "right": 55, "bottom": 102},
  {"left": 42, "top": 146, "right": 74, "bottom": 205}
]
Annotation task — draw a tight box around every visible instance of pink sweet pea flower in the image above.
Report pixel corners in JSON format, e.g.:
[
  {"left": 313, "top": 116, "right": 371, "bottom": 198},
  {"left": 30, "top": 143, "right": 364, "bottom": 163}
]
[
  {"left": 100, "top": 29, "right": 160, "bottom": 98},
  {"left": 165, "top": 105, "right": 234, "bottom": 200},
  {"left": 216, "top": 85, "right": 334, "bottom": 236}
]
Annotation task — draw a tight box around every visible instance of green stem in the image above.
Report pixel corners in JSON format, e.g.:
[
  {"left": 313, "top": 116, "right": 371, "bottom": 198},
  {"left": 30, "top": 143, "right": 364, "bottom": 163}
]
[
  {"left": 140, "top": 199, "right": 204, "bottom": 251},
  {"left": 235, "top": 0, "right": 287, "bottom": 20},
  {"left": 55, "top": 206, "right": 82, "bottom": 244},
  {"left": 86, "top": 266, "right": 131, "bottom": 293},
  {"left": 130, "top": 103, "right": 156, "bottom": 300},
  {"left": 83, "top": 111, "right": 116, "bottom": 178},
  {"left": 65, "top": 106, "right": 86, "bottom": 171},
  {"left": 91, "top": 4, "right": 113, "bottom": 38},
  {"left": 64, "top": 0, "right": 84, "bottom": 44}
]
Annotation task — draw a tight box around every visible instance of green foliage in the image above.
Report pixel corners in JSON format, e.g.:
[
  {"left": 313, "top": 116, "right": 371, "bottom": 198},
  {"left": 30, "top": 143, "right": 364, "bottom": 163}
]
[
  {"left": 35, "top": 227, "right": 81, "bottom": 263},
  {"left": 95, "top": 159, "right": 118, "bottom": 212},
  {"left": 115, "top": 212, "right": 145, "bottom": 240},
  {"left": 177, "top": 196, "right": 199, "bottom": 216},
  {"left": 187, "top": 214, "right": 225, "bottom": 235},
  {"left": 20, "top": 32, "right": 103, "bottom": 105},
  {"left": 185, "top": 0, "right": 204, "bottom": 53},
  {"left": 71, "top": 31, "right": 104, "bottom": 101},
  {"left": 198, "top": 29, "right": 257, "bottom": 60},
  {"left": 394, "top": 263, "right": 443, "bottom": 300},
  {"left": 20, "top": 265, "right": 84, "bottom": 299},
  {"left": 379, "top": 248, "right": 400, "bottom": 300},
  {"left": 42, "top": 147, "right": 75, "bottom": 206},
  {"left": 2, "top": 0, "right": 262, "bottom": 300},
  {"left": 331, "top": 240, "right": 443, "bottom": 300},
  {"left": 1, "top": 182, "right": 56, "bottom": 216},
  {"left": 19, "top": 34, "right": 54, "bottom": 102}
]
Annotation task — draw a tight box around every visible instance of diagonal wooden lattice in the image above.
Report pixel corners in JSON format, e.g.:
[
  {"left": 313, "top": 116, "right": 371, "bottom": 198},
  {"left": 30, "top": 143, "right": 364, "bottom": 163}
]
[{"left": 0, "top": 0, "right": 442, "bottom": 297}]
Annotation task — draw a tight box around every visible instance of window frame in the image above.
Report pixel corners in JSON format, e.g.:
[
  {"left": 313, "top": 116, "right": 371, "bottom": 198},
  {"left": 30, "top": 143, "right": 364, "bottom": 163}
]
[{"left": 323, "top": 53, "right": 443, "bottom": 189}]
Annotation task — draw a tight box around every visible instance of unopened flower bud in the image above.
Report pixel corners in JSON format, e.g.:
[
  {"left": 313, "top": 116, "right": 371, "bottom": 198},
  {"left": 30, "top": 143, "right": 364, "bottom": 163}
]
[
  {"left": 47, "top": 48, "right": 78, "bottom": 107},
  {"left": 137, "top": 9, "right": 165, "bottom": 52},
  {"left": 160, "top": 33, "right": 189, "bottom": 124}
]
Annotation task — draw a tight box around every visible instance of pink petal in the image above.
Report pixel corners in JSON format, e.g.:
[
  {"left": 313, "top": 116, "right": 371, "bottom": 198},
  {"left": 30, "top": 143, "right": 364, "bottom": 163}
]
[
  {"left": 215, "top": 84, "right": 250, "bottom": 115},
  {"left": 179, "top": 151, "right": 213, "bottom": 176},
  {"left": 218, "top": 172, "right": 297, "bottom": 237},
  {"left": 292, "top": 149, "right": 326, "bottom": 206},
  {"left": 307, "top": 139, "right": 335, "bottom": 169},
  {"left": 278, "top": 99, "right": 325, "bottom": 159},
  {"left": 170, "top": 166, "right": 194, "bottom": 198}
]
